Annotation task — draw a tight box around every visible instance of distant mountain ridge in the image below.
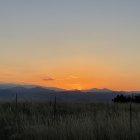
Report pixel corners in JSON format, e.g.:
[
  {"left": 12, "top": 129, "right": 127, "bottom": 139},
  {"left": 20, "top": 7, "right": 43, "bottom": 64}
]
[
  {"left": 82, "top": 88, "right": 113, "bottom": 93},
  {"left": 0, "top": 83, "right": 65, "bottom": 91},
  {"left": 0, "top": 83, "right": 139, "bottom": 102},
  {"left": 0, "top": 83, "right": 139, "bottom": 93},
  {"left": 0, "top": 83, "right": 35, "bottom": 89}
]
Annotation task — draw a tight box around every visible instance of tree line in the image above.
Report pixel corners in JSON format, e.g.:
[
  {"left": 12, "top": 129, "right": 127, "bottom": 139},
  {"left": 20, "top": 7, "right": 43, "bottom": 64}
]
[{"left": 113, "top": 94, "right": 140, "bottom": 103}]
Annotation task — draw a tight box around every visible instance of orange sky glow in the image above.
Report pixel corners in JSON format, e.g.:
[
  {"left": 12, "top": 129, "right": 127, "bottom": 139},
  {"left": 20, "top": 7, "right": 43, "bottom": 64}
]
[
  {"left": 0, "top": 1, "right": 140, "bottom": 91},
  {"left": 0, "top": 66, "right": 140, "bottom": 91}
]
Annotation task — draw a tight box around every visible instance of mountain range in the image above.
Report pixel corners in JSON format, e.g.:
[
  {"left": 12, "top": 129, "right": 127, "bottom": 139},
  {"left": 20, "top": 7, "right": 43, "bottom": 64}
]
[{"left": 0, "top": 83, "right": 139, "bottom": 102}]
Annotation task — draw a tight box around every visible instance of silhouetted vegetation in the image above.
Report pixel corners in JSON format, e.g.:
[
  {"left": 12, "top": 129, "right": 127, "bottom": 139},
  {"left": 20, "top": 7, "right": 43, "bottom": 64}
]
[{"left": 113, "top": 94, "right": 140, "bottom": 103}]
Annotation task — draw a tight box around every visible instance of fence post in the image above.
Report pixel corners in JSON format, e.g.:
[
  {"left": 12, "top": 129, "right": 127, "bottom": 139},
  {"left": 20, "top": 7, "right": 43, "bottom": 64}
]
[
  {"left": 49, "top": 98, "right": 52, "bottom": 106},
  {"left": 54, "top": 96, "right": 57, "bottom": 118},
  {"left": 130, "top": 99, "right": 132, "bottom": 131},
  {"left": 15, "top": 93, "right": 18, "bottom": 118}
]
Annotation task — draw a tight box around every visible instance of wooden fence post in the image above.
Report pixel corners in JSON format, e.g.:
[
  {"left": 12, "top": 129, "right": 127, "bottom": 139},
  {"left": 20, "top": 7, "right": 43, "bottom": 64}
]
[
  {"left": 54, "top": 96, "right": 57, "bottom": 118},
  {"left": 15, "top": 93, "right": 18, "bottom": 118},
  {"left": 130, "top": 103, "right": 132, "bottom": 130}
]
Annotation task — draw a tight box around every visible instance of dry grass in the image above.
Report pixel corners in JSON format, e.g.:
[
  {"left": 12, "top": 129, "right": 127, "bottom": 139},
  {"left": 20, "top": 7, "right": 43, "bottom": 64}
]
[{"left": 0, "top": 102, "right": 140, "bottom": 140}]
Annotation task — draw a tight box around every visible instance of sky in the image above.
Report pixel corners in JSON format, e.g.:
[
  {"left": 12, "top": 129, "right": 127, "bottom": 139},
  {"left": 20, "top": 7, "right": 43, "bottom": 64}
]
[{"left": 0, "top": 0, "right": 140, "bottom": 90}]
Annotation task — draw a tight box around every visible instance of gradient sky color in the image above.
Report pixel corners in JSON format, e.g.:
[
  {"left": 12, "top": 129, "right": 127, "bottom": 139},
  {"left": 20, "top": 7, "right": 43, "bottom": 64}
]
[{"left": 0, "top": 0, "right": 140, "bottom": 90}]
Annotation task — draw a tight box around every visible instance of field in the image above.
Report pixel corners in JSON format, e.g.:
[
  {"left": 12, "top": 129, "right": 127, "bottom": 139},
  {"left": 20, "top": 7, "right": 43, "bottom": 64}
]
[{"left": 0, "top": 101, "right": 140, "bottom": 140}]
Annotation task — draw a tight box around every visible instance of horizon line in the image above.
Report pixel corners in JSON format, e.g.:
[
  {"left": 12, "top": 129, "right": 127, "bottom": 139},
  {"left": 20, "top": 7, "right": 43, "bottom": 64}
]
[{"left": 0, "top": 82, "right": 140, "bottom": 92}]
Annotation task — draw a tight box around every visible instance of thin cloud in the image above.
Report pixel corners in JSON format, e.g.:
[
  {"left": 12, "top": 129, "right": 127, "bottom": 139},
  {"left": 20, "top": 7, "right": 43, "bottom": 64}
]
[
  {"left": 69, "top": 75, "right": 79, "bottom": 79},
  {"left": 42, "top": 76, "right": 55, "bottom": 81}
]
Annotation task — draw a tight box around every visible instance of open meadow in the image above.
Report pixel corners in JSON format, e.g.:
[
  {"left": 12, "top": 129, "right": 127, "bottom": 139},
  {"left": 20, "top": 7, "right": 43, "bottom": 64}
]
[{"left": 0, "top": 101, "right": 140, "bottom": 140}]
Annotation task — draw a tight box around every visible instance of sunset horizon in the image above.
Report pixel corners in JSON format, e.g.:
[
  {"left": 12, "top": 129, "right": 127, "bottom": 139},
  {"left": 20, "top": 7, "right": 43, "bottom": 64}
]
[
  {"left": 0, "top": 0, "right": 140, "bottom": 91},
  {"left": 0, "top": 1, "right": 140, "bottom": 139},
  {"left": 0, "top": 81, "right": 140, "bottom": 91}
]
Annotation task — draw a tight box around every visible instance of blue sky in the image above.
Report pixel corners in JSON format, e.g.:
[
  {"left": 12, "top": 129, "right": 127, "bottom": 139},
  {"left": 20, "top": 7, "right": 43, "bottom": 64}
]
[{"left": 0, "top": 0, "right": 140, "bottom": 90}]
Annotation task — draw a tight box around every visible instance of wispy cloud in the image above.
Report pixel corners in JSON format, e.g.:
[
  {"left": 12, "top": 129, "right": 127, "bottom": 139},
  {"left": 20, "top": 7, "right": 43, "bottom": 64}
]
[
  {"left": 42, "top": 75, "right": 78, "bottom": 82},
  {"left": 69, "top": 75, "right": 79, "bottom": 79},
  {"left": 42, "top": 76, "right": 55, "bottom": 81}
]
